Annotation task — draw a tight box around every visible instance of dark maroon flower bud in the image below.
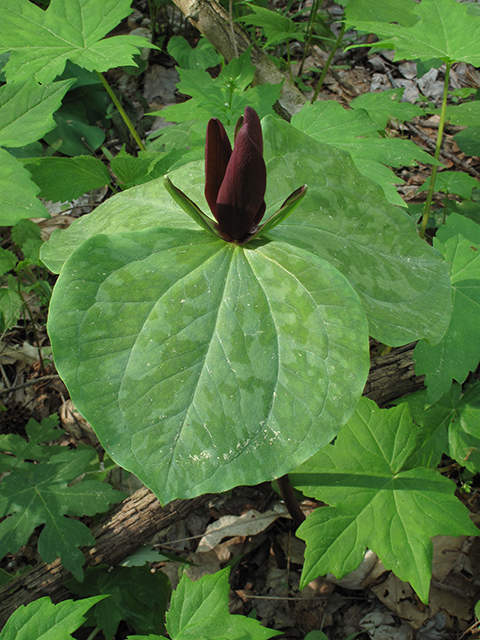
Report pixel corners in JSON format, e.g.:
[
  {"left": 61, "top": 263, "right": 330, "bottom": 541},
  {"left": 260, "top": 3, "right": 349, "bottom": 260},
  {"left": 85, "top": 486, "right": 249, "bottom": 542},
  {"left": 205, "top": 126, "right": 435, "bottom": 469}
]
[
  {"left": 205, "top": 107, "right": 267, "bottom": 243},
  {"left": 164, "top": 107, "right": 306, "bottom": 245}
]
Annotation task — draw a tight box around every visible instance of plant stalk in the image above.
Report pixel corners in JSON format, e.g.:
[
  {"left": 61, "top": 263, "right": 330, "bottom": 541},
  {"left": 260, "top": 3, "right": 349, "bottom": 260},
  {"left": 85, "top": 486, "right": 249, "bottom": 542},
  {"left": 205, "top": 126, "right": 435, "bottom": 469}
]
[
  {"left": 277, "top": 474, "right": 305, "bottom": 528},
  {"left": 96, "top": 71, "right": 147, "bottom": 153},
  {"left": 419, "top": 61, "right": 451, "bottom": 238},
  {"left": 298, "top": 0, "right": 319, "bottom": 77},
  {"left": 310, "top": 21, "right": 346, "bottom": 104}
]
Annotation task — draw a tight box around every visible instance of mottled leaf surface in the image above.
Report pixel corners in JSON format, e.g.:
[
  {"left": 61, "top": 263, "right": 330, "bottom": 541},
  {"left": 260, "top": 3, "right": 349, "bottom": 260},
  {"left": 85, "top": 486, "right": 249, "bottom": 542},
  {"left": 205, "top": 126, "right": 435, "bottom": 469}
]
[
  {"left": 48, "top": 229, "right": 369, "bottom": 503},
  {"left": 42, "top": 117, "right": 451, "bottom": 347}
]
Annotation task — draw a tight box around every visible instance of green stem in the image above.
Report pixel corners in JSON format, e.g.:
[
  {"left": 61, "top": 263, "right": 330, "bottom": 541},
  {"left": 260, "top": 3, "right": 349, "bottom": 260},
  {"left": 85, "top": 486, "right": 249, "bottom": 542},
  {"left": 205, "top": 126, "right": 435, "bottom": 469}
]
[
  {"left": 86, "top": 627, "right": 101, "bottom": 640},
  {"left": 298, "top": 0, "right": 319, "bottom": 77},
  {"left": 286, "top": 38, "right": 294, "bottom": 83},
  {"left": 96, "top": 71, "right": 147, "bottom": 153},
  {"left": 310, "top": 21, "right": 346, "bottom": 104},
  {"left": 419, "top": 61, "right": 451, "bottom": 239},
  {"left": 276, "top": 474, "right": 305, "bottom": 528}
]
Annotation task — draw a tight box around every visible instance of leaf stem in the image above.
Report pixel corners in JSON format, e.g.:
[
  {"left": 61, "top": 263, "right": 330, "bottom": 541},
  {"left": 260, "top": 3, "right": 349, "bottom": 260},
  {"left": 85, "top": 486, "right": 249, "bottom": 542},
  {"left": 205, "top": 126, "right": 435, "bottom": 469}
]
[
  {"left": 276, "top": 474, "right": 305, "bottom": 528},
  {"left": 310, "top": 21, "right": 346, "bottom": 104},
  {"left": 419, "top": 61, "right": 451, "bottom": 239},
  {"left": 96, "top": 71, "right": 147, "bottom": 153}
]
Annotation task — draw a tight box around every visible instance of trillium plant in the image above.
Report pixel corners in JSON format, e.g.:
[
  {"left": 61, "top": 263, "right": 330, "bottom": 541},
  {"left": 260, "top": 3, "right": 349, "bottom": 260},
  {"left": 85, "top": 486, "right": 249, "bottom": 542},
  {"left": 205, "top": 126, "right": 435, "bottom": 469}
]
[{"left": 165, "top": 107, "right": 307, "bottom": 244}]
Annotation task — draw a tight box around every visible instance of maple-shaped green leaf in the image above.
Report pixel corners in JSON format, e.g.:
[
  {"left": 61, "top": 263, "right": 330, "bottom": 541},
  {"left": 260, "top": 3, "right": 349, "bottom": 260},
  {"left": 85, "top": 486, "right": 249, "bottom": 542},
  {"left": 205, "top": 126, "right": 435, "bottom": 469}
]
[
  {"left": 418, "top": 171, "right": 479, "bottom": 201},
  {"left": 346, "top": 0, "right": 480, "bottom": 65},
  {"left": 152, "top": 50, "right": 281, "bottom": 128},
  {"left": 237, "top": 6, "right": 305, "bottom": 47},
  {"left": 291, "top": 397, "right": 479, "bottom": 603},
  {"left": 444, "top": 101, "right": 480, "bottom": 127},
  {"left": 111, "top": 148, "right": 185, "bottom": 190},
  {"left": 0, "top": 148, "right": 49, "bottom": 225},
  {"left": 165, "top": 568, "right": 281, "bottom": 640},
  {"left": 0, "top": 415, "right": 64, "bottom": 473},
  {"left": 66, "top": 565, "right": 171, "bottom": 639},
  {"left": 0, "top": 0, "right": 157, "bottom": 84},
  {"left": 339, "top": 0, "right": 418, "bottom": 27},
  {"left": 23, "top": 156, "right": 111, "bottom": 202},
  {"left": 0, "top": 78, "right": 75, "bottom": 148},
  {"left": 0, "top": 595, "right": 107, "bottom": 640},
  {"left": 414, "top": 213, "right": 480, "bottom": 405},
  {"left": 0, "top": 449, "right": 125, "bottom": 579},
  {"left": 167, "top": 35, "right": 222, "bottom": 72},
  {"left": 401, "top": 382, "right": 480, "bottom": 474},
  {"left": 350, "top": 88, "right": 424, "bottom": 130},
  {"left": 291, "top": 100, "right": 438, "bottom": 207}
]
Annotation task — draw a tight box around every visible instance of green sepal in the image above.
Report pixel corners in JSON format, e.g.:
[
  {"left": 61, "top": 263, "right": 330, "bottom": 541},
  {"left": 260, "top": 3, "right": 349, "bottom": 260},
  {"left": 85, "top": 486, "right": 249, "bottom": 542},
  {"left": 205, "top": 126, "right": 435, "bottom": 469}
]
[
  {"left": 163, "top": 176, "right": 220, "bottom": 239},
  {"left": 250, "top": 185, "right": 307, "bottom": 241}
]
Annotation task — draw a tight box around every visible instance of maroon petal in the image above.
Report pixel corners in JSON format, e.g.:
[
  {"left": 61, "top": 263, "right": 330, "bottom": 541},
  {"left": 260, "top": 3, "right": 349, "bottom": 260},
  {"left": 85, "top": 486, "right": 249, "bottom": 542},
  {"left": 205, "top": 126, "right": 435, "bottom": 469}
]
[
  {"left": 205, "top": 118, "right": 232, "bottom": 217},
  {"left": 215, "top": 108, "right": 266, "bottom": 242}
]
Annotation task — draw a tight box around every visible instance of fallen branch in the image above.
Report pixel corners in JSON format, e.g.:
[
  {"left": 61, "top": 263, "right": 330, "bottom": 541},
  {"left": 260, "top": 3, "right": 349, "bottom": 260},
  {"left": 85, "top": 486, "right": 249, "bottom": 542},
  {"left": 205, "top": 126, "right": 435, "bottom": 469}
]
[
  {"left": 0, "top": 489, "right": 210, "bottom": 626},
  {"left": 169, "top": 0, "right": 307, "bottom": 118}
]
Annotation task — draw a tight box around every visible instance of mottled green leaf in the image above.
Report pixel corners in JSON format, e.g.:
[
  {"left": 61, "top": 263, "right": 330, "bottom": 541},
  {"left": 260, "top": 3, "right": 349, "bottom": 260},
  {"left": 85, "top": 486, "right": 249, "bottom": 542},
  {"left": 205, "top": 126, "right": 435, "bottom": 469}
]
[
  {"left": 47, "top": 229, "right": 369, "bottom": 503},
  {"left": 42, "top": 117, "right": 451, "bottom": 348}
]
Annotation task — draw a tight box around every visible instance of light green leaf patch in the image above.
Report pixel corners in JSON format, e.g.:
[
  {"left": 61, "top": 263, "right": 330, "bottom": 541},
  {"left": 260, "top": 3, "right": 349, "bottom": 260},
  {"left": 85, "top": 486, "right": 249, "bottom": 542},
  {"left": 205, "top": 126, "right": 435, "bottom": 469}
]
[
  {"left": 0, "top": 0, "right": 157, "bottom": 84},
  {"left": 0, "top": 148, "right": 49, "bottom": 225},
  {"left": 0, "top": 448, "right": 125, "bottom": 579},
  {"left": 290, "top": 397, "right": 479, "bottom": 603},
  {"left": 0, "top": 78, "right": 75, "bottom": 148},
  {"left": 414, "top": 213, "right": 480, "bottom": 404},
  {"left": 24, "top": 156, "right": 111, "bottom": 202},
  {"left": 400, "top": 382, "right": 480, "bottom": 474},
  {"left": 47, "top": 229, "right": 369, "bottom": 503},
  {"left": 0, "top": 596, "right": 106, "bottom": 640},
  {"left": 346, "top": 0, "right": 480, "bottom": 65}
]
